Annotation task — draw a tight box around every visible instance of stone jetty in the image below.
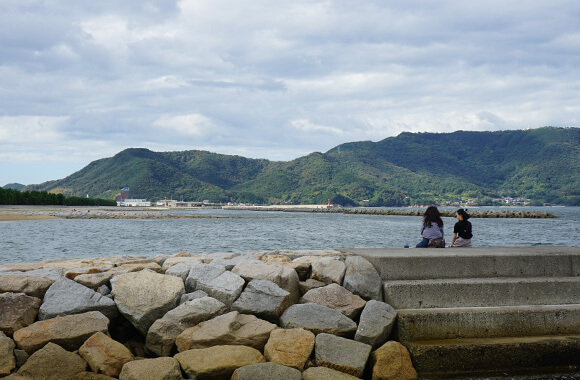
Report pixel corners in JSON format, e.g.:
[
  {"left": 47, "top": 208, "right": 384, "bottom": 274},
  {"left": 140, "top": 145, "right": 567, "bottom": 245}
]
[
  {"left": 0, "top": 250, "right": 413, "bottom": 380},
  {"left": 2, "top": 246, "right": 580, "bottom": 379}
]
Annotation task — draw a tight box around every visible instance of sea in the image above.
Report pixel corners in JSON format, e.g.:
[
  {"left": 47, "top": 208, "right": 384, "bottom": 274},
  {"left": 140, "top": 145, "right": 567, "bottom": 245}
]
[{"left": 1, "top": 206, "right": 579, "bottom": 265}]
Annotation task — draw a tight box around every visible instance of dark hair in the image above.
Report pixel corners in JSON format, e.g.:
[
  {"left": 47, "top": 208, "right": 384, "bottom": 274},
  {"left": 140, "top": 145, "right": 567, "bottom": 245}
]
[
  {"left": 423, "top": 206, "right": 443, "bottom": 228},
  {"left": 456, "top": 208, "right": 470, "bottom": 220}
]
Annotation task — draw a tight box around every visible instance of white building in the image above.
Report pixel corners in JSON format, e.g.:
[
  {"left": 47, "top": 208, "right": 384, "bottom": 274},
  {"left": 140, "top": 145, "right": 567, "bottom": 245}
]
[{"left": 118, "top": 199, "right": 151, "bottom": 207}]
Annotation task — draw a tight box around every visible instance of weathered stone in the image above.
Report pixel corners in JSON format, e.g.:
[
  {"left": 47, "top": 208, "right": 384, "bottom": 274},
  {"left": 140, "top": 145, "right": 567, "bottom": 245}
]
[
  {"left": 79, "top": 332, "right": 134, "bottom": 377},
  {"left": 232, "top": 261, "right": 300, "bottom": 302},
  {"left": 74, "top": 272, "right": 116, "bottom": 290},
  {"left": 279, "top": 304, "right": 357, "bottom": 338},
  {"left": 0, "top": 332, "right": 16, "bottom": 376},
  {"left": 0, "top": 292, "right": 41, "bottom": 336},
  {"left": 174, "top": 345, "right": 265, "bottom": 380},
  {"left": 302, "top": 366, "right": 361, "bottom": 380},
  {"left": 185, "top": 263, "right": 245, "bottom": 306},
  {"left": 161, "top": 256, "right": 204, "bottom": 271},
  {"left": 369, "top": 341, "right": 418, "bottom": 380},
  {"left": 262, "top": 255, "right": 311, "bottom": 280},
  {"left": 38, "top": 277, "right": 118, "bottom": 321},
  {"left": 13, "top": 349, "right": 29, "bottom": 368},
  {"left": 315, "top": 333, "right": 372, "bottom": 378},
  {"left": 355, "top": 300, "right": 397, "bottom": 349},
  {"left": 17, "top": 342, "right": 87, "bottom": 380},
  {"left": 210, "top": 255, "right": 262, "bottom": 271},
  {"left": 0, "top": 275, "right": 54, "bottom": 298},
  {"left": 231, "top": 362, "right": 302, "bottom": 380},
  {"left": 119, "top": 357, "right": 183, "bottom": 380},
  {"left": 343, "top": 255, "right": 383, "bottom": 301},
  {"left": 231, "top": 279, "right": 293, "bottom": 322},
  {"left": 118, "top": 262, "right": 162, "bottom": 273},
  {"left": 301, "top": 283, "right": 366, "bottom": 320},
  {"left": 264, "top": 328, "right": 315, "bottom": 370},
  {"left": 0, "top": 267, "right": 63, "bottom": 280},
  {"left": 110, "top": 270, "right": 184, "bottom": 335},
  {"left": 75, "top": 373, "right": 116, "bottom": 380},
  {"left": 146, "top": 296, "right": 227, "bottom": 357},
  {"left": 165, "top": 261, "right": 207, "bottom": 281},
  {"left": 299, "top": 278, "right": 326, "bottom": 295},
  {"left": 179, "top": 290, "right": 208, "bottom": 304},
  {"left": 175, "top": 311, "right": 277, "bottom": 352},
  {"left": 65, "top": 266, "right": 113, "bottom": 280},
  {"left": 13, "top": 311, "right": 109, "bottom": 354},
  {"left": 310, "top": 257, "right": 346, "bottom": 285}
]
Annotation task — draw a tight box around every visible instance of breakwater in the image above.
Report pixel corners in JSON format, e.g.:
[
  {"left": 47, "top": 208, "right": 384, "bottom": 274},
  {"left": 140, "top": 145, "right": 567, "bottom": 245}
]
[
  {"left": 223, "top": 205, "right": 557, "bottom": 219},
  {"left": 0, "top": 249, "right": 415, "bottom": 379}
]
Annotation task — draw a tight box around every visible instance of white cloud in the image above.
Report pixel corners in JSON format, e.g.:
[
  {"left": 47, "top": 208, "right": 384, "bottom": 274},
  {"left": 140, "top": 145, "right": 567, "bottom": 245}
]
[{"left": 1, "top": 0, "right": 580, "bottom": 185}]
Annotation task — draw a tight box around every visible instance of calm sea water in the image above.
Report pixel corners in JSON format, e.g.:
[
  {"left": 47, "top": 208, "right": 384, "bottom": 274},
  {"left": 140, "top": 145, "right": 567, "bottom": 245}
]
[{"left": 1, "top": 207, "right": 579, "bottom": 265}]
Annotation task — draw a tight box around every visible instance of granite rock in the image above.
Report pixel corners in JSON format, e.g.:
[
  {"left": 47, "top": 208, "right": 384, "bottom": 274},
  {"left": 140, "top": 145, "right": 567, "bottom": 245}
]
[
  {"left": 0, "top": 292, "right": 41, "bottom": 336},
  {"left": 110, "top": 270, "right": 184, "bottom": 335},
  {"left": 264, "top": 327, "right": 315, "bottom": 371},
  {"left": 175, "top": 311, "right": 277, "bottom": 352},
  {"left": 231, "top": 279, "right": 293, "bottom": 323},
  {"left": 0, "top": 275, "right": 55, "bottom": 298},
  {"left": 16, "top": 342, "right": 87, "bottom": 380},
  {"left": 279, "top": 303, "right": 357, "bottom": 338},
  {"left": 343, "top": 255, "right": 383, "bottom": 301},
  {"left": 369, "top": 341, "right": 418, "bottom": 380},
  {"left": 119, "top": 357, "right": 183, "bottom": 380},
  {"left": 0, "top": 331, "right": 16, "bottom": 376},
  {"left": 315, "top": 333, "right": 372, "bottom": 378},
  {"left": 354, "top": 300, "right": 397, "bottom": 349},
  {"left": 174, "top": 345, "right": 265, "bottom": 380},
  {"left": 13, "top": 311, "right": 110, "bottom": 354},
  {"left": 301, "top": 283, "right": 366, "bottom": 320},
  {"left": 231, "top": 362, "right": 302, "bottom": 380},
  {"left": 146, "top": 296, "right": 227, "bottom": 357},
  {"left": 310, "top": 257, "right": 346, "bottom": 285},
  {"left": 38, "top": 277, "right": 118, "bottom": 321},
  {"left": 78, "top": 332, "right": 134, "bottom": 377}
]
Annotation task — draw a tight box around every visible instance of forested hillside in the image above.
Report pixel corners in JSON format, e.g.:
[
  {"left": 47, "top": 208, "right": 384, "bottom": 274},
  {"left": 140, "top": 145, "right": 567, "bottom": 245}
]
[{"left": 23, "top": 127, "right": 580, "bottom": 206}]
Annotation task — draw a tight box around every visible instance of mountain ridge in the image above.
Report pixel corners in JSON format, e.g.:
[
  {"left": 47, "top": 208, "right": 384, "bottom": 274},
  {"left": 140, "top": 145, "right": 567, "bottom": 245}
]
[{"left": 23, "top": 127, "right": 580, "bottom": 206}]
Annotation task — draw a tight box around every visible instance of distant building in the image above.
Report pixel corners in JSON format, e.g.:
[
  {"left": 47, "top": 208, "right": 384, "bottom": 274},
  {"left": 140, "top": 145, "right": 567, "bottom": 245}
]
[
  {"left": 118, "top": 199, "right": 151, "bottom": 207},
  {"left": 115, "top": 187, "right": 132, "bottom": 203}
]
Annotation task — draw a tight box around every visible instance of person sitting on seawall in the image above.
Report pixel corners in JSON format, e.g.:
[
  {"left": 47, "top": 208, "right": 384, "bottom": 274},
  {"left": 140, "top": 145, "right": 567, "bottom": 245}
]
[
  {"left": 450, "top": 208, "right": 473, "bottom": 247},
  {"left": 416, "top": 206, "right": 445, "bottom": 248}
]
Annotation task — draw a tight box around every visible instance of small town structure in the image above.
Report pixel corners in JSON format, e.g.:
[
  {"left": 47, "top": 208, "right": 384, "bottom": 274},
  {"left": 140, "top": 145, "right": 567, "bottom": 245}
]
[{"left": 117, "top": 199, "right": 151, "bottom": 207}]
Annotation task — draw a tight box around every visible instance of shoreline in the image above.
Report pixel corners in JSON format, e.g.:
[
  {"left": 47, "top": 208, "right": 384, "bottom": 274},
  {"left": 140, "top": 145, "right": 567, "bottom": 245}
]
[{"left": 0, "top": 204, "right": 558, "bottom": 221}]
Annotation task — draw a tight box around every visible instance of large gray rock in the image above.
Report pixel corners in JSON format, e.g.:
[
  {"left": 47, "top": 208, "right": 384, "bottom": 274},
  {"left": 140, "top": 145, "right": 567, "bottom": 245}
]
[
  {"left": 185, "top": 264, "right": 245, "bottom": 306},
  {"left": 301, "top": 283, "right": 366, "bottom": 320},
  {"left": 310, "top": 257, "right": 346, "bottom": 285},
  {"left": 179, "top": 290, "right": 208, "bottom": 304},
  {"left": 0, "top": 268, "right": 63, "bottom": 281},
  {"left": 315, "top": 333, "right": 372, "bottom": 378},
  {"left": 354, "top": 300, "right": 397, "bottom": 349},
  {"left": 16, "top": 342, "right": 87, "bottom": 380},
  {"left": 0, "top": 275, "right": 55, "bottom": 298},
  {"left": 111, "top": 270, "right": 184, "bottom": 335},
  {"left": 146, "top": 296, "right": 228, "bottom": 357},
  {"left": 165, "top": 261, "right": 207, "bottom": 281},
  {"left": 175, "top": 345, "right": 265, "bottom": 380},
  {"left": 0, "top": 332, "right": 16, "bottom": 376},
  {"left": 279, "top": 304, "right": 357, "bottom": 338},
  {"left": 231, "top": 279, "right": 293, "bottom": 323},
  {"left": 119, "top": 357, "right": 183, "bottom": 380},
  {"left": 0, "top": 292, "right": 41, "bottom": 336},
  {"left": 231, "top": 362, "right": 302, "bottom": 380},
  {"left": 232, "top": 261, "right": 300, "bottom": 302},
  {"left": 13, "top": 311, "right": 110, "bottom": 354},
  {"left": 38, "top": 277, "right": 119, "bottom": 321},
  {"left": 343, "top": 255, "right": 383, "bottom": 300},
  {"left": 175, "top": 311, "right": 277, "bottom": 352},
  {"left": 302, "top": 366, "right": 361, "bottom": 380}
]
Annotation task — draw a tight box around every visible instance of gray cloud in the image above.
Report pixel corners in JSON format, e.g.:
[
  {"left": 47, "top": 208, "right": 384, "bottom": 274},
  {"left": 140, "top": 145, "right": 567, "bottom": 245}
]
[{"left": 1, "top": 0, "right": 579, "bottom": 185}]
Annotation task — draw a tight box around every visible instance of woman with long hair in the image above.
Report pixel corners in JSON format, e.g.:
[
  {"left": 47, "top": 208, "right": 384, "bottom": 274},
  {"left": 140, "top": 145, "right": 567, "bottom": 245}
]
[
  {"left": 416, "top": 206, "right": 445, "bottom": 248},
  {"left": 451, "top": 208, "right": 473, "bottom": 247}
]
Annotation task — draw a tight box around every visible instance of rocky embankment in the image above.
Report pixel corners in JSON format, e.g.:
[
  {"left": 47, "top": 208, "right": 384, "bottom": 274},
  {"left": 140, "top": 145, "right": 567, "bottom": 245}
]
[
  {"left": 224, "top": 206, "right": 557, "bottom": 219},
  {"left": 0, "top": 250, "right": 414, "bottom": 380}
]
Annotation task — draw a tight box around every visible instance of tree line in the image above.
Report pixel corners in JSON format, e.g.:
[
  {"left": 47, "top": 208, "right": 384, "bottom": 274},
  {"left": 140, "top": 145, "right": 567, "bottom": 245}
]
[{"left": 0, "top": 188, "right": 116, "bottom": 206}]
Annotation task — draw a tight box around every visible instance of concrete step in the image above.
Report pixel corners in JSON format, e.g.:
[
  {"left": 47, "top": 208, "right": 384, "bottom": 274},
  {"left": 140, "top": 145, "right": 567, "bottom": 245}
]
[
  {"left": 346, "top": 247, "right": 580, "bottom": 281},
  {"left": 405, "top": 335, "right": 580, "bottom": 379},
  {"left": 383, "top": 276, "right": 580, "bottom": 309},
  {"left": 395, "top": 304, "right": 580, "bottom": 342}
]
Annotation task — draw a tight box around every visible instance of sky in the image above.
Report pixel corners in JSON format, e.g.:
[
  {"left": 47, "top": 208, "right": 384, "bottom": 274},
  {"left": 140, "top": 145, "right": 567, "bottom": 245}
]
[{"left": 1, "top": 1, "right": 580, "bottom": 186}]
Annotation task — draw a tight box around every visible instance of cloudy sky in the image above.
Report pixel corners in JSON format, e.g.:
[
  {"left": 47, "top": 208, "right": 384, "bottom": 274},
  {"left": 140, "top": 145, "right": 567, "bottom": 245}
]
[{"left": 1, "top": 0, "right": 579, "bottom": 186}]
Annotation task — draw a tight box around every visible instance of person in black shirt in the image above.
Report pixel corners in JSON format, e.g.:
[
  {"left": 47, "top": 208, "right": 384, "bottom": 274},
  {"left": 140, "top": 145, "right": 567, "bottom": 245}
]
[{"left": 451, "top": 208, "right": 473, "bottom": 247}]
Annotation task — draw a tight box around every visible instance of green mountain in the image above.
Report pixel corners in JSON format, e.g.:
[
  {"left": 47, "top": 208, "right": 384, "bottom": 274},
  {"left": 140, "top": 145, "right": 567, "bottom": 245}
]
[{"left": 24, "top": 127, "right": 580, "bottom": 206}]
